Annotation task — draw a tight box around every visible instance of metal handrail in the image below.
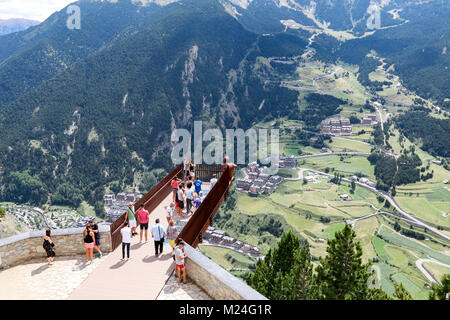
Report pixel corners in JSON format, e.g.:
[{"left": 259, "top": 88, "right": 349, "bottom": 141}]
[
  {"left": 110, "top": 164, "right": 183, "bottom": 251},
  {"left": 177, "top": 165, "right": 234, "bottom": 248}
]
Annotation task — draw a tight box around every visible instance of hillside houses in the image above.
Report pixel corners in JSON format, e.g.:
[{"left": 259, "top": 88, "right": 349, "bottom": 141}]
[
  {"left": 203, "top": 226, "right": 261, "bottom": 258},
  {"left": 104, "top": 192, "right": 143, "bottom": 222},
  {"left": 362, "top": 114, "right": 378, "bottom": 125},
  {"left": 320, "top": 117, "right": 352, "bottom": 136},
  {"left": 279, "top": 156, "right": 296, "bottom": 169},
  {"left": 236, "top": 162, "right": 283, "bottom": 196}
]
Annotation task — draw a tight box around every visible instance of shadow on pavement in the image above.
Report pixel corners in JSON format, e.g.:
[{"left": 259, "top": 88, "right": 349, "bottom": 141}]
[
  {"left": 31, "top": 264, "right": 49, "bottom": 276},
  {"left": 110, "top": 259, "right": 128, "bottom": 269}
]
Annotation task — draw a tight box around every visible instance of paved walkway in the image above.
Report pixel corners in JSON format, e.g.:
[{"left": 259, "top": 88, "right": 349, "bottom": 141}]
[
  {"left": 69, "top": 183, "right": 211, "bottom": 300},
  {"left": 0, "top": 255, "right": 106, "bottom": 300},
  {"left": 69, "top": 193, "right": 176, "bottom": 300}
]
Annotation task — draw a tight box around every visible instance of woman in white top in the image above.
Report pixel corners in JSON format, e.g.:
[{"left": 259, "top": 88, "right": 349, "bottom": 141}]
[{"left": 166, "top": 203, "right": 175, "bottom": 223}]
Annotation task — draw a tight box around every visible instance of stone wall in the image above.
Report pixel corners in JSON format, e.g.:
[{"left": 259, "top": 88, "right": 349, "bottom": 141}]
[
  {"left": 0, "top": 226, "right": 111, "bottom": 269},
  {"left": 183, "top": 244, "right": 267, "bottom": 300}
]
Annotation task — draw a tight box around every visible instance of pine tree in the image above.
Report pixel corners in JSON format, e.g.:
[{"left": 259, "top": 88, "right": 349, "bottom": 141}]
[
  {"left": 247, "top": 231, "right": 304, "bottom": 300},
  {"left": 282, "top": 244, "right": 317, "bottom": 300},
  {"left": 429, "top": 274, "right": 450, "bottom": 300},
  {"left": 316, "top": 224, "right": 373, "bottom": 299},
  {"left": 394, "top": 283, "right": 413, "bottom": 300}
]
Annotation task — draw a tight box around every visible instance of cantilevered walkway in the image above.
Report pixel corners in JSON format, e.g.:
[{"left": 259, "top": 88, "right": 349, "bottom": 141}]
[
  {"left": 69, "top": 193, "right": 175, "bottom": 300},
  {"left": 69, "top": 163, "right": 232, "bottom": 299}
]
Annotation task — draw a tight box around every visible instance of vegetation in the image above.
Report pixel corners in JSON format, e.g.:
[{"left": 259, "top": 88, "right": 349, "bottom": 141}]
[
  {"left": 395, "top": 111, "right": 450, "bottom": 157},
  {"left": 429, "top": 274, "right": 450, "bottom": 300},
  {"left": 299, "top": 93, "right": 346, "bottom": 127},
  {"left": 248, "top": 226, "right": 395, "bottom": 300}
]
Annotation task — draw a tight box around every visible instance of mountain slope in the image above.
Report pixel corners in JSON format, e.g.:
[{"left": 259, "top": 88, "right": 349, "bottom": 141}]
[
  {"left": 0, "top": 18, "right": 40, "bottom": 36},
  {"left": 0, "top": 0, "right": 301, "bottom": 209},
  {"left": 0, "top": 0, "right": 166, "bottom": 108}
]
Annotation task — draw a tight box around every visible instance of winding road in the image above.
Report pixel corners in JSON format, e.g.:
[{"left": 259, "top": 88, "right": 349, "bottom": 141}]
[
  {"left": 416, "top": 259, "right": 450, "bottom": 284},
  {"left": 300, "top": 167, "right": 450, "bottom": 242}
]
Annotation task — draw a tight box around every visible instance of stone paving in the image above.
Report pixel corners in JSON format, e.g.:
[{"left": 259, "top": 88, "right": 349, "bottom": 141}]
[
  {"left": 0, "top": 255, "right": 106, "bottom": 300},
  {"left": 157, "top": 274, "right": 212, "bottom": 300}
]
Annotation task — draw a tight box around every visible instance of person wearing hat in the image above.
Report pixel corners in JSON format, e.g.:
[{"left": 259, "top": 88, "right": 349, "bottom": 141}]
[
  {"left": 175, "top": 240, "right": 187, "bottom": 284},
  {"left": 126, "top": 203, "right": 137, "bottom": 236}
]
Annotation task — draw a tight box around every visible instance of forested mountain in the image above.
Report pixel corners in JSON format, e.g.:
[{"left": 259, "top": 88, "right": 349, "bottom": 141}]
[
  {"left": 0, "top": 19, "right": 39, "bottom": 36},
  {"left": 0, "top": 0, "right": 300, "bottom": 209},
  {"left": 0, "top": 0, "right": 448, "bottom": 211}
]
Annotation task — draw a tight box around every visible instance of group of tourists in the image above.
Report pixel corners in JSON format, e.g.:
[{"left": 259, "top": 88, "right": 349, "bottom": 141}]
[
  {"left": 119, "top": 206, "right": 187, "bottom": 283},
  {"left": 41, "top": 159, "right": 233, "bottom": 282},
  {"left": 42, "top": 219, "right": 103, "bottom": 266}
]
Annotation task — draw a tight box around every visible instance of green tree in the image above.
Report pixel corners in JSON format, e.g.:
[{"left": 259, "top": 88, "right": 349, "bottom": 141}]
[
  {"left": 282, "top": 244, "right": 318, "bottom": 300},
  {"left": 316, "top": 224, "right": 373, "bottom": 299},
  {"left": 350, "top": 180, "right": 356, "bottom": 193},
  {"left": 94, "top": 201, "right": 106, "bottom": 219},
  {"left": 139, "top": 171, "right": 157, "bottom": 193},
  {"left": 247, "top": 231, "right": 302, "bottom": 299},
  {"left": 0, "top": 206, "right": 5, "bottom": 220},
  {"left": 429, "top": 274, "right": 450, "bottom": 300},
  {"left": 394, "top": 283, "right": 413, "bottom": 300}
]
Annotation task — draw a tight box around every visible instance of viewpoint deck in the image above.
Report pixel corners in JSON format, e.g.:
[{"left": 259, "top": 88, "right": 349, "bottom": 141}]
[{"left": 69, "top": 193, "right": 175, "bottom": 300}]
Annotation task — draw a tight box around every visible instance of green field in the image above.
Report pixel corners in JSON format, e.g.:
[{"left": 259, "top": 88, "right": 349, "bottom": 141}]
[
  {"left": 301, "top": 155, "right": 375, "bottom": 180},
  {"left": 325, "top": 137, "right": 373, "bottom": 153},
  {"left": 198, "top": 245, "right": 255, "bottom": 271},
  {"left": 422, "top": 262, "right": 450, "bottom": 283}
]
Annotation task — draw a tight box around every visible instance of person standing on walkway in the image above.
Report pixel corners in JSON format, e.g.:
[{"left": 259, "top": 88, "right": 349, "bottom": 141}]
[
  {"left": 43, "top": 229, "right": 55, "bottom": 266},
  {"left": 193, "top": 177, "right": 202, "bottom": 195},
  {"left": 171, "top": 178, "right": 179, "bottom": 203},
  {"left": 185, "top": 182, "right": 193, "bottom": 214},
  {"left": 137, "top": 203, "right": 149, "bottom": 242},
  {"left": 166, "top": 219, "right": 179, "bottom": 257},
  {"left": 176, "top": 184, "right": 185, "bottom": 217},
  {"left": 89, "top": 220, "right": 102, "bottom": 258},
  {"left": 166, "top": 202, "right": 175, "bottom": 223},
  {"left": 126, "top": 203, "right": 137, "bottom": 236},
  {"left": 120, "top": 221, "right": 131, "bottom": 261},
  {"left": 175, "top": 240, "right": 187, "bottom": 284},
  {"left": 83, "top": 225, "right": 95, "bottom": 264},
  {"left": 210, "top": 174, "right": 218, "bottom": 190},
  {"left": 151, "top": 218, "right": 166, "bottom": 256}
]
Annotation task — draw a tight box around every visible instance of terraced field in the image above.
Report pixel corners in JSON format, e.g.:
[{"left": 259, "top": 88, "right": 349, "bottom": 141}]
[{"left": 300, "top": 155, "right": 375, "bottom": 180}]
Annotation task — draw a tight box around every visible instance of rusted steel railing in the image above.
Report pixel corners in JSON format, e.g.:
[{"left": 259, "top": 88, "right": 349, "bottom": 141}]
[
  {"left": 177, "top": 165, "right": 234, "bottom": 248},
  {"left": 110, "top": 164, "right": 183, "bottom": 251},
  {"left": 194, "top": 163, "right": 223, "bottom": 182}
]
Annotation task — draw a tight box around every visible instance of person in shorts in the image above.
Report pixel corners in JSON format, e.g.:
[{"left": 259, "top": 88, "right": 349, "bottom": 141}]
[
  {"left": 89, "top": 220, "right": 103, "bottom": 258},
  {"left": 126, "top": 203, "right": 137, "bottom": 236},
  {"left": 166, "top": 219, "right": 179, "bottom": 257},
  {"left": 137, "top": 203, "right": 149, "bottom": 242},
  {"left": 171, "top": 178, "right": 179, "bottom": 203},
  {"left": 175, "top": 240, "right": 187, "bottom": 283},
  {"left": 83, "top": 225, "right": 95, "bottom": 264}
]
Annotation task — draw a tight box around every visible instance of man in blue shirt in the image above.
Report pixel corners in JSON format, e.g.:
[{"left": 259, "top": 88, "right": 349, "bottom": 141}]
[
  {"left": 193, "top": 178, "right": 203, "bottom": 194},
  {"left": 151, "top": 218, "right": 166, "bottom": 256}
]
